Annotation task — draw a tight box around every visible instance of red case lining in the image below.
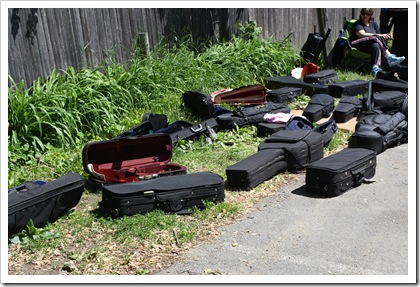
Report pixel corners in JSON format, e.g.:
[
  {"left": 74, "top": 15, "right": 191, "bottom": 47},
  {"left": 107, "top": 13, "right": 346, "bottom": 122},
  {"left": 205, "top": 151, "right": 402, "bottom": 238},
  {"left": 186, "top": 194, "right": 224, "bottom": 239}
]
[
  {"left": 82, "top": 134, "right": 186, "bottom": 183},
  {"left": 213, "top": 84, "right": 266, "bottom": 105}
]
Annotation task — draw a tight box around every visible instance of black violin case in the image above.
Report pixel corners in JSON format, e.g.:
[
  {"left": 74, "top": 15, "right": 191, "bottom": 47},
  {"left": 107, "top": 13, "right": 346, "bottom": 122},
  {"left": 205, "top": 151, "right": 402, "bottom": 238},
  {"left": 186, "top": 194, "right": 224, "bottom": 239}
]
[
  {"left": 305, "top": 147, "right": 376, "bottom": 197},
  {"left": 100, "top": 172, "right": 225, "bottom": 216},
  {"left": 226, "top": 149, "right": 288, "bottom": 189},
  {"left": 8, "top": 172, "right": 85, "bottom": 236}
]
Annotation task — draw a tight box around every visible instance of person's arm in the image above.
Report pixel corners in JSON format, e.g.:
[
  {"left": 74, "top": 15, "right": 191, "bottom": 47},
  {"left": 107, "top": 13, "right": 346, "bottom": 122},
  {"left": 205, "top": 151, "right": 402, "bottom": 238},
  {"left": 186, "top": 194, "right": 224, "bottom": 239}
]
[
  {"left": 355, "top": 25, "right": 393, "bottom": 40},
  {"left": 375, "top": 21, "right": 393, "bottom": 40}
]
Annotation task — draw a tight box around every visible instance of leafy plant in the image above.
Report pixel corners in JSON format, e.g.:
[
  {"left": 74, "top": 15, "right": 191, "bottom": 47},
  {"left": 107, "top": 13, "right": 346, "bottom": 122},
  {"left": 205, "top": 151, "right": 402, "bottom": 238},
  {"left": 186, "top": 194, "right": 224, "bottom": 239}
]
[
  {"left": 237, "top": 21, "right": 263, "bottom": 40},
  {"left": 324, "top": 129, "right": 352, "bottom": 152},
  {"left": 193, "top": 201, "right": 241, "bottom": 221},
  {"left": 9, "top": 219, "right": 61, "bottom": 245}
]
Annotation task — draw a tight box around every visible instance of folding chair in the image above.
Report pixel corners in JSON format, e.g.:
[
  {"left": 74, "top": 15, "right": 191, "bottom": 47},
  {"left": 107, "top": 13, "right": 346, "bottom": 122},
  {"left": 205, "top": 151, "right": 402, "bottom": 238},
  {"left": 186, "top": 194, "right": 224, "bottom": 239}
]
[{"left": 340, "top": 18, "right": 371, "bottom": 71}]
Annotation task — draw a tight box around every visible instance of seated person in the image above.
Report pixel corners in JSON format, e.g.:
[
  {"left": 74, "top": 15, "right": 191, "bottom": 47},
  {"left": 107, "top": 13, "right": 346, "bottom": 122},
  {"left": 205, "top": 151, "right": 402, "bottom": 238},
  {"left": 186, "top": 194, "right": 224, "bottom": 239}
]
[{"left": 349, "top": 8, "right": 405, "bottom": 76}]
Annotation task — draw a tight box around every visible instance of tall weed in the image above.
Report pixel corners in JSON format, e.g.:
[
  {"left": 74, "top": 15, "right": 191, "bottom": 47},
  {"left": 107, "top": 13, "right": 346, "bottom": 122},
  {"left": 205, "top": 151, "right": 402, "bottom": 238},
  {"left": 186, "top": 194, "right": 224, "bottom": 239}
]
[{"left": 8, "top": 27, "right": 344, "bottom": 186}]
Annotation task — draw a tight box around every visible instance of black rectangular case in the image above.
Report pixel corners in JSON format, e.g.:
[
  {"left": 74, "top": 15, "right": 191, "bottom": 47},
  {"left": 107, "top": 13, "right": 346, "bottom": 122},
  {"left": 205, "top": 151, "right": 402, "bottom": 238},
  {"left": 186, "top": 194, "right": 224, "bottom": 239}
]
[
  {"left": 303, "top": 69, "right": 338, "bottom": 85},
  {"left": 226, "top": 149, "right": 288, "bottom": 189},
  {"left": 372, "top": 90, "right": 407, "bottom": 113},
  {"left": 302, "top": 93, "right": 335, "bottom": 123},
  {"left": 8, "top": 172, "right": 85, "bottom": 236},
  {"left": 371, "top": 78, "right": 408, "bottom": 93},
  {"left": 266, "top": 87, "right": 302, "bottom": 104},
  {"left": 327, "top": 80, "right": 369, "bottom": 98},
  {"left": 82, "top": 134, "right": 187, "bottom": 189},
  {"left": 100, "top": 172, "right": 225, "bottom": 216},
  {"left": 305, "top": 148, "right": 377, "bottom": 197},
  {"left": 264, "top": 76, "right": 328, "bottom": 96},
  {"left": 332, "top": 97, "right": 363, "bottom": 123},
  {"left": 258, "top": 129, "right": 324, "bottom": 170}
]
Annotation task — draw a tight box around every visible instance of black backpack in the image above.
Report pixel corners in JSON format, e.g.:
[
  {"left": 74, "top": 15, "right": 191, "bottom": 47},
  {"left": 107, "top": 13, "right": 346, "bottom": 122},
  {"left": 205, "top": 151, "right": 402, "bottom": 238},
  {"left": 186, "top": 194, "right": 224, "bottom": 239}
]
[{"left": 348, "top": 111, "right": 408, "bottom": 154}]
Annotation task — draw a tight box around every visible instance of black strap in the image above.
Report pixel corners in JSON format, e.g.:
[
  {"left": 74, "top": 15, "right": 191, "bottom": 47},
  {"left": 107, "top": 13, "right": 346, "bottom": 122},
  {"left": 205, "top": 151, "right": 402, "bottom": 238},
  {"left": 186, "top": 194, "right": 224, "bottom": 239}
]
[
  {"left": 365, "top": 80, "right": 373, "bottom": 112},
  {"left": 374, "top": 112, "right": 405, "bottom": 135}
]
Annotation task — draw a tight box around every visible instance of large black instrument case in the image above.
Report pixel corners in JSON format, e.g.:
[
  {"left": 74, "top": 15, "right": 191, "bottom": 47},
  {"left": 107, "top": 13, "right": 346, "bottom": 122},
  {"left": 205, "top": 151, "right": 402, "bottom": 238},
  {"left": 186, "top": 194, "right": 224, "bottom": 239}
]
[
  {"left": 266, "top": 87, "right": 302, "bottom": 104},
  {"left": 305, "top": 147, "right": 376, "bottom": 197},
  {"left": 332, "top": 96, "right": 363, "bottom": 123},
  {"left": 258, "top": 129, "right": 324, "bottom": 171},
  {"left": 264, "top": 76, "right": 328, "bottom": 96},
  {"left": 303, "top": 69, "right": 338, "bottom": 85},
  {"left": 300, "top": 28, "right": 331, "bottom": 64},
  {"left": 8, "top": 172, "right": 85, "bottom": 236},
  {"left": 327, "top": 80, "right": 369, "bottom": 98},
  {"left": 371, "top": 78, "right": 408, "bottom": 93},
  {"left": 82, "top": 134, "right": 187, "bottom": 190},
  {"left": 226, "top": 149, "right": 288, "bottom": 189},
  {"left": 302, "top": 93, "right": 335, "bottom": 123},
  {"left": 100, "top": 172, "right": 225, "bottom": 216},
  {"left": 372, "top": 90, "right": 407, "bottom": 113}
]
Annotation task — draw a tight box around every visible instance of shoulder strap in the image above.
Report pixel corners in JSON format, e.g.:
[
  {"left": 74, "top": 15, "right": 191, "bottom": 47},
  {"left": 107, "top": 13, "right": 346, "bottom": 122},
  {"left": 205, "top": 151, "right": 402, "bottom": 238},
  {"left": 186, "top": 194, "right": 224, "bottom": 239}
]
[
  {"left": 374, "top": 112, "right": 406, "bottom": 135},
  {"left": 313, "top": 119, "right": 338, "bottom": 146}
]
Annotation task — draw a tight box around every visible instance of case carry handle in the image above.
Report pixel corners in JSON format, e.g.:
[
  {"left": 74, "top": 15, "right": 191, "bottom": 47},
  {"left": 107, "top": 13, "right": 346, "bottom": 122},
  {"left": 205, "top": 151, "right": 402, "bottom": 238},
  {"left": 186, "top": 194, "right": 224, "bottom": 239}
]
[
  {"left": 351, "top": 166, "right": 376, "bottom": 186},
  {"left": 190, "top": 124, "right": 203, "bottom": 133}
]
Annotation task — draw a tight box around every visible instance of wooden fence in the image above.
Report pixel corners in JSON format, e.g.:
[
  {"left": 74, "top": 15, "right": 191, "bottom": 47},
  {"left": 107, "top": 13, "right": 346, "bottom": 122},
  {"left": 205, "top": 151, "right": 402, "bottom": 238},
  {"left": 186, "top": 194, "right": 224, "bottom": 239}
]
[{"left": 8, "top": 8, "right": 381, "bottom": 88}]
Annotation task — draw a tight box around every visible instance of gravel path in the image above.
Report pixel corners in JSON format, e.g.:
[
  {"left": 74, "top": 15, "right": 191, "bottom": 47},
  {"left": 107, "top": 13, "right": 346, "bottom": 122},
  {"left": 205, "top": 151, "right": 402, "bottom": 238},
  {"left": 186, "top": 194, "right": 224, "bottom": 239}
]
[{"left": 156, "top": 144, "right": 412, "bottom": 282}]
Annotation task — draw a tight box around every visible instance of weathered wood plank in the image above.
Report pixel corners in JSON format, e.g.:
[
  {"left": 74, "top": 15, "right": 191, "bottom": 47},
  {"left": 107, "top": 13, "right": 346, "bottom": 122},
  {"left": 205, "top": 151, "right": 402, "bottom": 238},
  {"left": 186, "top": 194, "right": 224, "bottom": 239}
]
[{"left": 8, "top": 8, "right": 385, "bottom": 88}]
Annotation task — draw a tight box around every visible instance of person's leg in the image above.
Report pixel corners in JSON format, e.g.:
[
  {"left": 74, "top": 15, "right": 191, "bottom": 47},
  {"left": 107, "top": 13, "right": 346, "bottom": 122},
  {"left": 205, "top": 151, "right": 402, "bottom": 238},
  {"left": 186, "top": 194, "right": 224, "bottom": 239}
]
[
  {"left": 351, "top": 36, "right": 386, "bottom": 52},
  {"left": 351, "top": 36, "right": 405, "bottom": 74},
  {"left": 351, "top": 38, "right": 383, "bottom": 75},
  {"left": 370, "top": 42, "right": 383, "bottom": 76},
  {"left": 370, "top": 42, "right": 381, "bottom": 66},
  {"left": 370, "top": 35, "right": 406, "bottom": 67},
  {"left": 387, "top": 53, "right": 405, "bottom": 67}
]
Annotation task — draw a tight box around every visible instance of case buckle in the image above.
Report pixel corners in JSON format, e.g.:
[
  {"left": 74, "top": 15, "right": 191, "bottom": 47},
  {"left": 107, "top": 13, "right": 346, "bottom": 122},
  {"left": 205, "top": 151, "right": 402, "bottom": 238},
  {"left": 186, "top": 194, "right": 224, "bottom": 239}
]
[{"left": 144, "top": 190, "right": 155, "bottom": 196}]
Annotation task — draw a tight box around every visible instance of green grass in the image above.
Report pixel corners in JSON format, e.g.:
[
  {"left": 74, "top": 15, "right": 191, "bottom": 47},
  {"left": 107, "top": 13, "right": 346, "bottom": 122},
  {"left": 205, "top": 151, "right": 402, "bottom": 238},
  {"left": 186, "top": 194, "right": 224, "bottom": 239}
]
[{"left": 7, "top": 23, "right": 373, "bottom": 274}]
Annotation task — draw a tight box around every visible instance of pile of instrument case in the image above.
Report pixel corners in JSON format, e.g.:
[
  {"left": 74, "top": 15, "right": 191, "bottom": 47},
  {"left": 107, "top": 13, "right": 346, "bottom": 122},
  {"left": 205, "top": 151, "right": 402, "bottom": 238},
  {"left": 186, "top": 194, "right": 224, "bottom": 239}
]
[
  {"left": 8, "top": 74, "right": 408, "bottom": 236},
  {"left": 82, "top": 133, "right": 225, "bottom": 216}
]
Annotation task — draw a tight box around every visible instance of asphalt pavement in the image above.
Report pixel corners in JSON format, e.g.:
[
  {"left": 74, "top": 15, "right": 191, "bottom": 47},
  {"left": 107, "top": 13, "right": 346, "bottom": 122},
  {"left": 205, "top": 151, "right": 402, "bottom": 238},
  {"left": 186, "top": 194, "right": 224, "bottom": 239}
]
[{"left": 156, "top": 143, "right": 414, "bottom": 283}]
